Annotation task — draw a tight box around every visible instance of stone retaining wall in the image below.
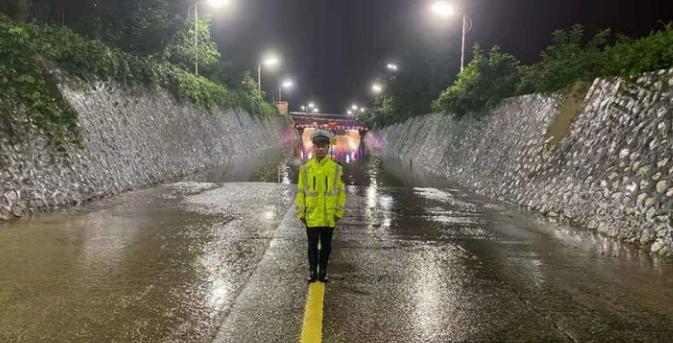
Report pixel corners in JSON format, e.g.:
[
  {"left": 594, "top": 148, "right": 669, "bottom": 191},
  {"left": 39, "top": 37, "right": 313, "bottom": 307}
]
[
  {"left": 0, "top": 79, "right": 291, "bottom": 221},
  {"left": 373, "top": 68, "right": 673, "bottom": 256}
]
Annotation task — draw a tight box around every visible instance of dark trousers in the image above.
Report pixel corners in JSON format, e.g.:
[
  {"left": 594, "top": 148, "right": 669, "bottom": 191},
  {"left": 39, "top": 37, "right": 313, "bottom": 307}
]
[{"left": 306, "top": 227, "right": 334, "bottom": 274}]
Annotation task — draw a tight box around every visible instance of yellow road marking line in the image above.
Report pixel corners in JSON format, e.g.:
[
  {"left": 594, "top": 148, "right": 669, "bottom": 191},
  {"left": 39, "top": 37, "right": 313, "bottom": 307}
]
[{"left": 300, "top": 282, "right": 326, "bottom": 343}]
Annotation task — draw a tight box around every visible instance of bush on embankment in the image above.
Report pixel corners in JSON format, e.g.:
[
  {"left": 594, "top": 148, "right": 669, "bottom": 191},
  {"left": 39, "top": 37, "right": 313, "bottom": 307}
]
[
  {"left": 0, "top": 15, "right": 277, "bottom": 146},
  {"left": 432, "top": 24, "right": 673, "bottom": 119}
]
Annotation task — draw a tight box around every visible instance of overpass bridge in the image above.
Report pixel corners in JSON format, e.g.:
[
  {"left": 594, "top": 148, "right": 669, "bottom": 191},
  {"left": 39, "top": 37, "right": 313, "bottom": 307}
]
[
  {"left": 289, "top": 112, "right": 368, "bottom": 131},
  {"left": 289, "top": 112, "right": 368, "bottom": 163}
]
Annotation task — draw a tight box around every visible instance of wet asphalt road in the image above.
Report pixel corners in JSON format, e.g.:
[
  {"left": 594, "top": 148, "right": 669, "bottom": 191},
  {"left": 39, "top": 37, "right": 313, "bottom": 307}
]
[{"left": 1, "top": 149, "right": 673, "bottom": 342}]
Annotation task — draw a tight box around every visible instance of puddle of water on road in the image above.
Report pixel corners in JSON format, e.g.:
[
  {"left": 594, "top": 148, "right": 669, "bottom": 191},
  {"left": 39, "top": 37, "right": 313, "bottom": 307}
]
[
  {"left": 0, "top": 149, "right": 296, "bottom": 342},
  {"left": 0, "top": 188, "right": 226, "bottom": 341}
]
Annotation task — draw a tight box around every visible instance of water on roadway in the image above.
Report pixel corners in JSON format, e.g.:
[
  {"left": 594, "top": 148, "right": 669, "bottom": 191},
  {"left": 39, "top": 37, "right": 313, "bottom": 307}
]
[{"left": 1, "top": 137, "right": 673, "bottom": 342}]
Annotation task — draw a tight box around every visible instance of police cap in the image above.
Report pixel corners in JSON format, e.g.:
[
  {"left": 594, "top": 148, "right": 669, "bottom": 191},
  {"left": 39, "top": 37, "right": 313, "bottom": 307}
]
[{"left": 311, "top": 129, "right": 333, "bottom": 145}]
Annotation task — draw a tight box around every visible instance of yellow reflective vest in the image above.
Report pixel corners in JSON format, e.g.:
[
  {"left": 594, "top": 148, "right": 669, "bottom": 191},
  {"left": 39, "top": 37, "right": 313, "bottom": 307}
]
[{"left": 296, "top": 156, "right": 346, "bottom": 228}]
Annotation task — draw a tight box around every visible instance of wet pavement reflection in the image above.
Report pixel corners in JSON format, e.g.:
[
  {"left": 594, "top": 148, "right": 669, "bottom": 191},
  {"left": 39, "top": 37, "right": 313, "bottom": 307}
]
[
  {"left": 1, "top": 136, "right": 673, "bottom": 342},
  {"left": 325, "top": 167, "right": 673, "bottom": 341}
]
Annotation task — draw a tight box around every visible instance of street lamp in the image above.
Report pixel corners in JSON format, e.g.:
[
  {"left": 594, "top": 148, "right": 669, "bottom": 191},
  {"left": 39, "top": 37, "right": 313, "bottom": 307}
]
[
  {"left": 430, "top": 1, "right": 473, "bottom": 72},
  {"left": 371, "top": 82, "right": 383, "bottom": 94},
  {"left": 279, "top": 79, "right": 293, "bottom": 102},
  {"left": 386, "top": 63, "right": 399, "bottom": 72},
  {"left": 313, "top": 108, "right": 320, "bottom": 113},
  {"left": 348, "top": 105, "right": 366, "bottom": 116},
  {"left": 257, "top": 54, "right": 280, "bottom": 97},
  {"left": 190, "top": 0, "right": 230, "bottom": 76},
  {"left": 301, "top": 102, "right": 315, "bottom": 113}
]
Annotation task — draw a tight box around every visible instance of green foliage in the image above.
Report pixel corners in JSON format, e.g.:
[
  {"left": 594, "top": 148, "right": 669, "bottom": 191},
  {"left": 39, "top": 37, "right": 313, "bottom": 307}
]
[
  {"left": 5, "top": 0, "right": 183, "bottom": 56},
  {"left": 163, "top": 18, "right": 221, "bottom": 72},
  {"left": 359, "top": 96, "right": 397, "bottom": 129},
  {"left": 601, "top": 24, "right": 673, "bottom": 76},
  {"left": 0, "top": 15, "right": 276, "bottom": 145},
  {"left": 521, "top": 25, "right": 609, "bottom": 93},
  {"left": 124, "top": 0, "right": 174, "bottom": 54},
  {"left": 430, "top": 23, "right": 673, "bottom": 122},
  {"left": 235, "top": 72, "right": 277, "bottom": 119},
  {"left": 432, "top": 46, "right": 521, "bottom": 118},
  {"left": 0, "top": 16, "right": 81, "bottom": 145}
]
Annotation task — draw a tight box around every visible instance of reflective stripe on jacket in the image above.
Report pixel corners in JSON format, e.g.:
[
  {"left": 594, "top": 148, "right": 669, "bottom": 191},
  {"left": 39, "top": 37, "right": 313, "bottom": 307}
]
[{"left": 296, "top": 156, "right": 346, "bottom": 228}]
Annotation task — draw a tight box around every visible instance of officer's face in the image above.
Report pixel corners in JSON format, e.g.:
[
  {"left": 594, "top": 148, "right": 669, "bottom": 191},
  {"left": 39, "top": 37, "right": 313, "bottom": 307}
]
[{"left": 314, "top": 142, "right": 330, "bottom": 158}]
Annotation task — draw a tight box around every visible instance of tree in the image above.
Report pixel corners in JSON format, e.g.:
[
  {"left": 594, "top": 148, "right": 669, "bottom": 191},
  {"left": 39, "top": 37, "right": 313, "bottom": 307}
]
[
  {"left": 163, "top": 18, "right": 221, "bottom": 73},
  {"left": 601, "top": 23, "right": 673, "bottom": 76},
  {"left": 123, "top": 0, "right": 175, "bottom": 55},
  {"left": 433, "top": 45, "right": 521, "bottom": 118},
  {"left": 520, "top": 25, "right": 609, "bottom": 93}
]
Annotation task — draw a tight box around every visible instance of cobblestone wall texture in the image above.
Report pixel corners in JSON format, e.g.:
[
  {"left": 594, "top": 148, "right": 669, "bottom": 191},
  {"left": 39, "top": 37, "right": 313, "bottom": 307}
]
[
  {"left": 0, "top": 80, "right": 288, "bottom": 222},
  {"left": 375, "top": 69, "right": 673, "bottom": 256}
]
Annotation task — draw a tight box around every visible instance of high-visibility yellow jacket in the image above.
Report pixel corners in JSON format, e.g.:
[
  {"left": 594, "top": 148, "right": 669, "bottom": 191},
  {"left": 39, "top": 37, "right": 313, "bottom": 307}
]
[{"left": 296, "top": 156, "right": 346, "bottom": 228}]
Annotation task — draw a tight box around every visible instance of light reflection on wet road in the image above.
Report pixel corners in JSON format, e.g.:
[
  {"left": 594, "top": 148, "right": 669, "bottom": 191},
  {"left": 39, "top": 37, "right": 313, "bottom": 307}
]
[{"left": 1, "top": 145, "right": 673, "bottom": 342}]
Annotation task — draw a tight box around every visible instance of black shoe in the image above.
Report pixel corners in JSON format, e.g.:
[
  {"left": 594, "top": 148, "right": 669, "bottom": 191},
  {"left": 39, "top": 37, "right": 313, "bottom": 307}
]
[
  {"left": 307, "top": 272, "right": 317, "bottom": 283},
  {"left": 318, "top": 271, "right": 328, "bottom": 283}
]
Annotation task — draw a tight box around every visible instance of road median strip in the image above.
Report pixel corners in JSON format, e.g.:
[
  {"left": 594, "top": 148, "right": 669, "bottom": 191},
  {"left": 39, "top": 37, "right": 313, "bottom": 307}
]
[{"left": 300, "top": 282, "right": 326, "bottom": 343}]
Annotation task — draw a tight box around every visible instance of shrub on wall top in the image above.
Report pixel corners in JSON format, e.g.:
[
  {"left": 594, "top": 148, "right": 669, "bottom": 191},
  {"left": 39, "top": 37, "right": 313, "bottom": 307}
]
[
  {"left": 432, "top": 46, "right": 521, "bottom": 118},
  {"left": 432, "top": 24, "right": 673, "bottom": 121}
]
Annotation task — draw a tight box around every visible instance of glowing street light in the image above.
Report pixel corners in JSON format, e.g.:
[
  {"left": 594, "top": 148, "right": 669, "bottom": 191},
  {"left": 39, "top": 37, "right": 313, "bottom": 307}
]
[
  {"left": 257, "top": 54, "right": 281, "bottom": 97},
  {"left": 347, "top": 110, "right": 353, "bottom": 115},
  {"left": 371, "top": 82, "right": 383, "bottom": 94},
  {"left": 431, "top": 1, "right": 455, "bottom": 17},
  {"left": 386, "top": 63, "right": 399, "bottom": 72},
  {"left": 313, "top": 107, "right": 320, "bottom": 113},
  {"left": 282, "top": 79, "right": 294, "bottom": 88},
  {"left": 430, "top": 1, "right": 473, "bottom": 72},
  {"left": 207, "top": 0, "right": 230, "bottom": 8},
  {"left": 351, "top": 104, "right": 359, "bottom": 111},
  {"left": 301, "top": 102, "right": 316, "bottom": 113},
  {"left": 279, "top": 78, "right": 293, "bottom": 102},
  {"left": 190, "top": 0, "right": 232, "bottom": 76}
]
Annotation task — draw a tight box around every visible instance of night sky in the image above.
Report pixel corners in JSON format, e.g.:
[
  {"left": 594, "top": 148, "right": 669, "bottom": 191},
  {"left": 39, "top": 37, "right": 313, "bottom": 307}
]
[{"left": 207, "top": 0, "right": 673, "bottom": 114}]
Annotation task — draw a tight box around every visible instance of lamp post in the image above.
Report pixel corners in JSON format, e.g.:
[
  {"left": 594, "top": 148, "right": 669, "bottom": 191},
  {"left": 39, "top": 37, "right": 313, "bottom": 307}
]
[
  {"left": 431, "top": 1, "right": 473, "bottom": 72},
  {"left": 371, "top": 82, "right": 387, "bottom": 112},
  {"left": 386, "top": 63, "right": 399, "bottom": 72},
  {"left": 347, "top": 105, "right": 365, "bottom": 116},
  {"left": 300, "top": 102, "right": 315, "bottom": 113},
  {"left": 190, "top": 0, "right": 229, "bottom": 76},
  {"left": 279, "top": 79, "right": 293, "bottom": 102},
  {"left": 257, "top": 55, "right": 280, "bottom": 97}
]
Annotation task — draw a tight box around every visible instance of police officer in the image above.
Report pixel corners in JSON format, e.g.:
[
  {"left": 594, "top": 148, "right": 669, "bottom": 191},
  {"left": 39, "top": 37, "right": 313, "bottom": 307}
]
[{"left": 296, "top": 130, "right": 347, "bottom": 283}]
